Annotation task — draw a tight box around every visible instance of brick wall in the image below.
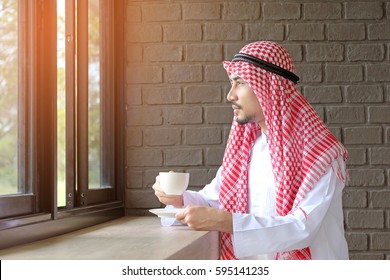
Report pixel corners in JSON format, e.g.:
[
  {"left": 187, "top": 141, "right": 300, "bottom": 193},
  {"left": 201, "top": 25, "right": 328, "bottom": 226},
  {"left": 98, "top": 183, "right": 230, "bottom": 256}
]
[{"left": 124, "top": 0, "right": 390, "bottom": 260}]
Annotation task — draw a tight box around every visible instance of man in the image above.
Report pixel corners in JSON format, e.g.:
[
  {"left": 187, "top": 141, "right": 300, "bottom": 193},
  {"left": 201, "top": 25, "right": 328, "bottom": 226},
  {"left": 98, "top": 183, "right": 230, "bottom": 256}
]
[{"left": 153, "top": 41, "right": 349, "bottom": 260}]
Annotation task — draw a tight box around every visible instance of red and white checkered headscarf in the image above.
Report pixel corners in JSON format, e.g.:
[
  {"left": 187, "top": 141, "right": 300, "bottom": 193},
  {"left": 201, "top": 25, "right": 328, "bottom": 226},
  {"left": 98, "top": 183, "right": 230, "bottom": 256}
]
[{"left": 219, "top": 41, "right": 347, "bottom": 260}]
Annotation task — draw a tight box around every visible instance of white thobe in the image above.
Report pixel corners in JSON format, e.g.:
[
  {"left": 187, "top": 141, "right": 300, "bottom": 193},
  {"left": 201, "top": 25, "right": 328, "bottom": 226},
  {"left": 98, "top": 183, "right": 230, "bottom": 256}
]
[{"left": 163, "top": 133, "right": 349, "bottom": 260}]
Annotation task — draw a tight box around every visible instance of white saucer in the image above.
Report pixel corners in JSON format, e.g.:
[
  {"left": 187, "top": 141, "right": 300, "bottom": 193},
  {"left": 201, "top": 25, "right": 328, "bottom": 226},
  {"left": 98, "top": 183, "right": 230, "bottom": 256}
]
[{"left": 149, "top": 208, "right": 182, "bottom": 218}]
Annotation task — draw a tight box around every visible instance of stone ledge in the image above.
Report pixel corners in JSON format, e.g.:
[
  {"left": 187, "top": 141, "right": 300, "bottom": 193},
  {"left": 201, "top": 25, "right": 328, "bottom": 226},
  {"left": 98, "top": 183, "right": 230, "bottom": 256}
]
[{"left": 0, "top": 216, "right": 219, "bottom": 260}]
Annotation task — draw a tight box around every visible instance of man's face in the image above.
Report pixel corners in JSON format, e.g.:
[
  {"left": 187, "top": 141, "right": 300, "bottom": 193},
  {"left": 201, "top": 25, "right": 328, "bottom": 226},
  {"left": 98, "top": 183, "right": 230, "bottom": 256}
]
[{"left": 227, "top": 73, "right": 265, "bottom": 127}]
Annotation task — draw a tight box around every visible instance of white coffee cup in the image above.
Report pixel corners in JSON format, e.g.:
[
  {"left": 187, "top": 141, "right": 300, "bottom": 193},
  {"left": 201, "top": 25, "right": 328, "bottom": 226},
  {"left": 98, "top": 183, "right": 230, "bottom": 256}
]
[{"left": 159, "top": 172, "right": 189, "bottom": 195}]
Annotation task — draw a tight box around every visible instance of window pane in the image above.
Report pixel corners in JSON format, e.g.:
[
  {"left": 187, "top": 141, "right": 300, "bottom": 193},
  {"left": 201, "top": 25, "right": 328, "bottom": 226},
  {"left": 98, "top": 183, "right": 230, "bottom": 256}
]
[
  {"left": 0, "top": 0, "right": 18, "bottom": 195},
  {"left": 57, "top": 0, "right": 66, "bottom": 206},
  {"left": 88, "top": 0, "right": 100, "bottom": 189}
]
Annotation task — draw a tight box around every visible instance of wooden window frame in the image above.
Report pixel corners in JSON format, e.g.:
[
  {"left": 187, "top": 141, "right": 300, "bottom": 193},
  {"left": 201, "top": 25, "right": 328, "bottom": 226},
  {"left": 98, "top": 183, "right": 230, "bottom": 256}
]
[{"left": 0, "top": 0, "right": 125, "bottom": 250}]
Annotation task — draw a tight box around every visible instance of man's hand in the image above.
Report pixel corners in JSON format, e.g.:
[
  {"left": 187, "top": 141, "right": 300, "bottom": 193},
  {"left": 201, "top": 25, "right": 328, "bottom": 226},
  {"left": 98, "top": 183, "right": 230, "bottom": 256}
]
[
  {"left": 152, "top": 175, "right": 184, "bottom": 208},
  {"left": 175, "top": 206, "right": 232, "bottom": 233}
]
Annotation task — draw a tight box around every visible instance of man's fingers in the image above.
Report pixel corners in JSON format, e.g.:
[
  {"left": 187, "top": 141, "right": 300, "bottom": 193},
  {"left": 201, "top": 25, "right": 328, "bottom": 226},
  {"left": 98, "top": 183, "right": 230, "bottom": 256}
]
[
  {"left": 175, "top": 206, "right": 190, "bottom": 221},
  {"left": 175, "top": 210, "right": 184, "bottom": 221}
]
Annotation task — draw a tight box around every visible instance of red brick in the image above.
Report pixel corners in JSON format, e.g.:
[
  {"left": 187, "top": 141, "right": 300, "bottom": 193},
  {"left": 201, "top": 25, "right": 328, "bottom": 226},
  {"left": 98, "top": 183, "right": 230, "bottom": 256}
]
[
  {"left": 142, "top": 4, "right": 181, "bottom": 22},
  {"left": 164, "top": 65, "right": 202, "bottom": 83},
  {"left": 183, "top": 3, "right": 220, "bottom": 20},
  {"left": 204, "top": 23, "right": 242, "bottom": 41},
  {"left": 144, "top": 45, "right": 182, "bottom": 62},
  {"left": 164, "top": 24, "right": 202, "bottom": 42}
]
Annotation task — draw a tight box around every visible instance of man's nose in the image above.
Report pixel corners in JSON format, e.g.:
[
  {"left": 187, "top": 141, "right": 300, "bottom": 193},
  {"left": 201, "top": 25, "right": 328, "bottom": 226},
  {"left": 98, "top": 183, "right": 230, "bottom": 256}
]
[{"left": 227, "top": 86, "right": 237, "bottom": 102}]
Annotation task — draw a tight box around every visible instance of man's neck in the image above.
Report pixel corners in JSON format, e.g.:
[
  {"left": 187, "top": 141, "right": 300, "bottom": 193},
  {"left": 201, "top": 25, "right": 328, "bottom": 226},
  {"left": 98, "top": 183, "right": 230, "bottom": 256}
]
[{"left": 259, "top": 123, "right": 267, "bottom": 137}]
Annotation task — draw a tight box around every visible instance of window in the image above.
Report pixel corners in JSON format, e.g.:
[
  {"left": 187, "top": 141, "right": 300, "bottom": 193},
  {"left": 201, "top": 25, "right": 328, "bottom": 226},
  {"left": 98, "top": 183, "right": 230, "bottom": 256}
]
[
  {"left": 0, "top": 0, "right": 124, "bottom": 249},
  {"left": 0, "top": 0, "right": 18, "bottom": 198}
]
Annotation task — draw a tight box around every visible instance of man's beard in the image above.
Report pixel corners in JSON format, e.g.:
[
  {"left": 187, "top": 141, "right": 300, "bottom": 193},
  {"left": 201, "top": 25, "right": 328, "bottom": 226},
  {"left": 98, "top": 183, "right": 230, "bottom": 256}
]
[
  {"left": 233, "top": 102, "right": 250, "bottom": 125},
  {"left": 236, "top": 114, "right": 255, "bottom": 125}
]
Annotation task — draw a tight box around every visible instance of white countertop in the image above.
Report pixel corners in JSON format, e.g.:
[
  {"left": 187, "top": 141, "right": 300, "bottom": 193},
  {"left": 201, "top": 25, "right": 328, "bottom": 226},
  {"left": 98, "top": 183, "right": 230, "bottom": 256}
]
[{"left": 0, "top": 216, "right": 219, "bottom": 260}]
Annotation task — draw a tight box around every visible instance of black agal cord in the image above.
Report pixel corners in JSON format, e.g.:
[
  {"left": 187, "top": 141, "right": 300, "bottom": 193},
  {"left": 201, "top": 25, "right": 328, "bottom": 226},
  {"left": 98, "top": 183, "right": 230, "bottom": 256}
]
[{"left": 232, "top": 53, "right": 300, "bottom": 84}]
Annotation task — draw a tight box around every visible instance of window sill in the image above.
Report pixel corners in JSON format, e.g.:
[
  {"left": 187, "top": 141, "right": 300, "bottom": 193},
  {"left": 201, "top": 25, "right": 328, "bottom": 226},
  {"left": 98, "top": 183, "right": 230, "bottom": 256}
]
[
  {"left": 0, "top": 216, "right": 220, "bottom": 260},
  {"left": 0, "top": 202, "right": 124, "bottom": 250}
]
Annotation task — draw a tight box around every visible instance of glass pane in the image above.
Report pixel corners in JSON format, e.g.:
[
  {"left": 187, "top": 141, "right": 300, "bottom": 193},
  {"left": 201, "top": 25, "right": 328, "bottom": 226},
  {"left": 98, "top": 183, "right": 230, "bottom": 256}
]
[
  {"left": 88, "top": 0, "right": 101, "bottom": 189},
  {"left": 57, "top": 0, "right": 66, "bottom": 206},
  {"left": 0, "top": 0, "right": 18, "bottom": 195}
]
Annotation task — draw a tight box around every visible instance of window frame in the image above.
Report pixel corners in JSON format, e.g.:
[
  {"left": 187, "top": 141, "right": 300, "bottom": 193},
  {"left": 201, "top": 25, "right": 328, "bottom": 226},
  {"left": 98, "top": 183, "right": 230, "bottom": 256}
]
[
  {"left": 0, "top": 0, "right": 125, "bottom": 250},
  {"left": 67, "top": 0, "right": 117, "bottom": 208}
]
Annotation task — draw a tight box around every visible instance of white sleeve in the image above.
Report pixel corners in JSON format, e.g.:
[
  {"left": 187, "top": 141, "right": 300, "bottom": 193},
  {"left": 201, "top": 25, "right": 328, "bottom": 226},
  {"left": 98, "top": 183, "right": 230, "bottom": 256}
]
[
  {"left": 161, "top": 166, "right": 222, "bottom": 226},
  {"left": 232, "top": 160, "right": 344, "bottom": 258},
  {"left": 182, "top": 166, "right": 222, "bottom": 209}
]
